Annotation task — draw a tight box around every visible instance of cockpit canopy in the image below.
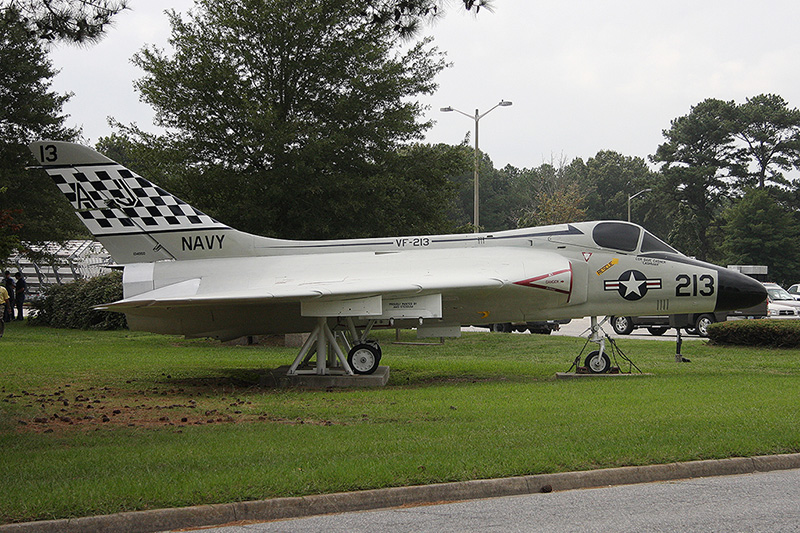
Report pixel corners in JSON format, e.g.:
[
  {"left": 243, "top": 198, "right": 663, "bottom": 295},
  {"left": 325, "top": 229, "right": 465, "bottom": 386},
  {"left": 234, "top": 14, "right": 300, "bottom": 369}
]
[{"left": 591, "top": 222, "right": 677, "bottom": 254}]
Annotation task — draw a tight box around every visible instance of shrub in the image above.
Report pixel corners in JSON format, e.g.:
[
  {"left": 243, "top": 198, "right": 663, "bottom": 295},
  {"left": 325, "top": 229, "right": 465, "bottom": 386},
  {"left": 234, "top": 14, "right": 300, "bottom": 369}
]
[
  {"left": 707, "top": 319, "right": 800, "bottom": 348},
  {"left": 28, "top": 271, "right": 127, "bottom": 330}
]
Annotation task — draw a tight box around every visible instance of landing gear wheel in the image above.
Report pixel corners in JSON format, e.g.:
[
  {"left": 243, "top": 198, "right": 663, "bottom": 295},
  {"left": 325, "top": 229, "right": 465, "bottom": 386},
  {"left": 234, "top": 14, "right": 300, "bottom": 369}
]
[
  {"left": 348, "top": 344, "right": 381, "bottom": 375},
  {"left": 695, "top": 314, "right": 714, "bottom": 337},
  {"left": 612, "top": 316, "right": 634, "bottom": 335},
  {"left": 647, "top": 327, "right": 667, "bottom": 336},
  {"left": 584, "top": 350, "right": 611, "bottom": 374}
]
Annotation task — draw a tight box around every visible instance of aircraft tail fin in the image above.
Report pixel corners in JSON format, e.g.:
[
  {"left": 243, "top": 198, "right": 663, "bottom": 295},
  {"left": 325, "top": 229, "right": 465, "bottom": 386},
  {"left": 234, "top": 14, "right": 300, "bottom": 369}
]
[{"left": 29, "top": 141, "right": 255, "bottom": 263}]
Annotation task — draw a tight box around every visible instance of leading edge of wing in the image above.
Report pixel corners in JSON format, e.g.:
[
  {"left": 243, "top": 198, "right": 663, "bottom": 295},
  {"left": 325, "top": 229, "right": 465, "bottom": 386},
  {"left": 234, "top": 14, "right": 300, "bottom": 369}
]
[{"left": 97, "top": 275, "right": 507, "bottom": 311}]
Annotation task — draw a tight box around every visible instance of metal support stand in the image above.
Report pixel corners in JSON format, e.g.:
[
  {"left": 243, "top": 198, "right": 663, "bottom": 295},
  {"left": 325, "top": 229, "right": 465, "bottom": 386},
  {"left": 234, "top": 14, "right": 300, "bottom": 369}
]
[
  {"left": 567, "top": 316, "right": 642, "bottom": 375},
  {"left": 287, "top": 317, "right": 354, "bottom": 376}
]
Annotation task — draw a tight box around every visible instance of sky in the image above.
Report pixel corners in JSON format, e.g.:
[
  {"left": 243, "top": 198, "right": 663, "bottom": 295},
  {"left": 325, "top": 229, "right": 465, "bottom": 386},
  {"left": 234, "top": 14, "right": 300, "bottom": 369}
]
[{"left": 48, "top": 1, "right": 800, "bottom": 171}]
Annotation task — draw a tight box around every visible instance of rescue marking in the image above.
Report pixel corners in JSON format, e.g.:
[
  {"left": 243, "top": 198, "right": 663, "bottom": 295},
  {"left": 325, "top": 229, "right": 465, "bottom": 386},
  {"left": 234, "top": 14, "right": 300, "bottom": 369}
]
[{"left": 596, "top": 258, "right": 619, "bottom": 276}]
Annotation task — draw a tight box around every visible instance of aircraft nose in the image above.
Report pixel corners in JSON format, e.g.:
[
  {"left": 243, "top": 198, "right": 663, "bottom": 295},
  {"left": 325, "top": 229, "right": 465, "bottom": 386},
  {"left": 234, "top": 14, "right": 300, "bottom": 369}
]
[{"left": 714, "top": 268, "right": 767, "bottom": 312}]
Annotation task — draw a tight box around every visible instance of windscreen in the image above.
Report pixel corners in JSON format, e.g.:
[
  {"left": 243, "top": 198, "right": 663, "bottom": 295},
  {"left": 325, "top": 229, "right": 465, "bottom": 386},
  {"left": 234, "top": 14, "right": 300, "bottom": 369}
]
[
  {"left": 592, "top": 222, "right": 640, "bottom": 252},
  {"left": 641, "top": 231, "right": 678, "bottom": 253}
]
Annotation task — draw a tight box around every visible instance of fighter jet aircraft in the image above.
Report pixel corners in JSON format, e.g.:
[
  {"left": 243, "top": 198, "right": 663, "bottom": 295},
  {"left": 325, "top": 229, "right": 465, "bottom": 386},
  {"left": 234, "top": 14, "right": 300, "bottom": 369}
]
[{"left": 29, "top": 141, "right": 766, "bottom": 375}]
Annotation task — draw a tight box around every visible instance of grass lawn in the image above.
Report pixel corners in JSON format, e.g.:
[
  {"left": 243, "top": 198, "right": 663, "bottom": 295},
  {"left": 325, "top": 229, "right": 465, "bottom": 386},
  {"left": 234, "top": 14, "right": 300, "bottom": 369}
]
[{"left": 1, "top": 322, "right": 799, "bottom": 524}]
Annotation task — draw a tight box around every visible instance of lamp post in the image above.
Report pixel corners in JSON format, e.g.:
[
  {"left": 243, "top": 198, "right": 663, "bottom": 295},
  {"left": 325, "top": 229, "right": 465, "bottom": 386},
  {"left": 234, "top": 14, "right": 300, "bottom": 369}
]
[
  {"left": 627, "top": 188, "right": 652, "bottom": 222},
  {"left": 441, "top": 100, "right": 513, "bottom": 233}
]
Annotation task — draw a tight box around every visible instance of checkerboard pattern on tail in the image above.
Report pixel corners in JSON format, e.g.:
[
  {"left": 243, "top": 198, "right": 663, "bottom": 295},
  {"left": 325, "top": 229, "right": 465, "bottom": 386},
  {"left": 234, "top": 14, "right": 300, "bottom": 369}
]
[
  {"left": 47, "top": 164, "right": 227, "bottom": 236},
  {"left": 29, "top": 141, "right": 240, "bottom": 263}
]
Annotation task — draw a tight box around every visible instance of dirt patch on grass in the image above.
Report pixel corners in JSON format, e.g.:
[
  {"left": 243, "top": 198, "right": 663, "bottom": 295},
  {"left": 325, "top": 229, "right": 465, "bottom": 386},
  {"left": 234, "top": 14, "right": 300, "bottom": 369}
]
[{"left": 5, "top": 380, "right": 339, "bottom": 434}]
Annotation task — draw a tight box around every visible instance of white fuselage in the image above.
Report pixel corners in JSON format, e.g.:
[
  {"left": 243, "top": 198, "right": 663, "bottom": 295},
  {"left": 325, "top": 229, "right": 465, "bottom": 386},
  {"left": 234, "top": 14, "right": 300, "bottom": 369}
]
[{"left": 115, "top": 222, "right": 728, "bottom": 340}]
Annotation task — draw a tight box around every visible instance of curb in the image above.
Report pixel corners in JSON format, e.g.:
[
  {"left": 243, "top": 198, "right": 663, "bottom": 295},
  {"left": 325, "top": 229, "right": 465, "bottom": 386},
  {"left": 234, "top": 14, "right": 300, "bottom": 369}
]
[{"left": 3, "top": 453, "right": 800, "bottom": 533}]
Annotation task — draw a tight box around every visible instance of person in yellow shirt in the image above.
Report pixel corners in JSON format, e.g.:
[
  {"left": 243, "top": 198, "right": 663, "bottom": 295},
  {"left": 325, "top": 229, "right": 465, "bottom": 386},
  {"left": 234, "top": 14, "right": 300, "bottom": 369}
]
[{"left": 0, "top": 285, "right": 8, "bottom": 338}]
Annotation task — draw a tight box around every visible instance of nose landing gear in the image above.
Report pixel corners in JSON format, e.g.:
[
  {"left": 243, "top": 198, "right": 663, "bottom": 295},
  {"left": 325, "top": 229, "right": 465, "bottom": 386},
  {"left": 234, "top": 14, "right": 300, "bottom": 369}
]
[{"left": 567, "top": 316, "right": 642, "bottom": 375}]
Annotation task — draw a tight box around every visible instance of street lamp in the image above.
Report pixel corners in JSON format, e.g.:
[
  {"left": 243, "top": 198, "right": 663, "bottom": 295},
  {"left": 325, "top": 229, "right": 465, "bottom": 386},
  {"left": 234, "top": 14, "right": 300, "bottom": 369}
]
[
  {"left": 627, "top": 188, "right": 652, "bottom": 222},
  {"left": 441, "top": 100, "right": 513, "bottom": 233}
]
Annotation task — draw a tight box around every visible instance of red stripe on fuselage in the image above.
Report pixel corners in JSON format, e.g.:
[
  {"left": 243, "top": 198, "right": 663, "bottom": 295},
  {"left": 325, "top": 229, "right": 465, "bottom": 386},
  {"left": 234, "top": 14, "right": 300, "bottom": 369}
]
[{"left": 514, "top": 267, "right": 572, "bottom": 297}]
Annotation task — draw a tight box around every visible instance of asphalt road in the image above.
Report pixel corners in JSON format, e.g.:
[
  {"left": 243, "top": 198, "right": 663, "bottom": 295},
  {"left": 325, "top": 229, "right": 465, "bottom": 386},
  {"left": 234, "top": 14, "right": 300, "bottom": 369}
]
[{"left": 184, "top": 468, "right": 800, "bottom": 533}]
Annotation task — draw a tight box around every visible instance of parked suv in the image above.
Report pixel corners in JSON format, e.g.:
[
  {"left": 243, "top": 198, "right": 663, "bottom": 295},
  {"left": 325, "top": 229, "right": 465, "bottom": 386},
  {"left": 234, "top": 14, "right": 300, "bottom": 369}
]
[{"left": 609, "top": 312, "right": 727, "bottom": 338}]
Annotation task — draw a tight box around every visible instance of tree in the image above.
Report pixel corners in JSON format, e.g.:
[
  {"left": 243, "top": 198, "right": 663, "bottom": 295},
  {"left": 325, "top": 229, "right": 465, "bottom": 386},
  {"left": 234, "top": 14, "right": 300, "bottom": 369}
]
[
  {"left": 445, "top": 154, "right": 589, "bottom": 233},
  {"left": 96, "top": 128, "right": 188, "bottom": 194},
  {"left": 447, "top": 152, "right": 523, "bottom": 232},
  {"left": 580, "top": 151, "right": 656, "bottom": 222},
  {"left": 722, "top": 188, "right": 800, "bottom": 285},
  {"left": 652, "top": 98, "right": 738, "bottom": 260},
  {"left": 365, "top": 0, "right": 494, "bottom": 37},
  {"left": 125, "top": 0, "right": 449, "bottom": 239},
  {"left": 1, "top": 0, "right": 127, "bottom": 43},
  {"left": 366, "top": 142, "right": 470, "bottom": 236},
  {"left": 0, "top": 206, "right": 22, "bottom": 262},
  {"left": 511, "top": 157, "right": 588, "bottom": 228},
  {"left": 0, "top": 7, "right": 83, "bottom": 261},
  {"left": 517, "top": 182, "right": 586, "bottom": 227},
  {"left": 731, "top": 93, "right": 800, "bottom": 189}
]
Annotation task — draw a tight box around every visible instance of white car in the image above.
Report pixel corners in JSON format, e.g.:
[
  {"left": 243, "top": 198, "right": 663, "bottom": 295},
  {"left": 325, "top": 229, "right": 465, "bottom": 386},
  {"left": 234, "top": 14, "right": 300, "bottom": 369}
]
[{"left": 764, "top": 283, "right": 800, "bottom": 317}]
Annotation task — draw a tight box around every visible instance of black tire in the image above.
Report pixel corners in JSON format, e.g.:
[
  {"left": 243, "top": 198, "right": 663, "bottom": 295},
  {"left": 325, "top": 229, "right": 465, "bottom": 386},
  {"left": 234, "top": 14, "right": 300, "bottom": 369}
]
[
  {"left": 647, "top": 327, "right": 667, "bottom": 336},
  {"left": 491, "top": 323, "right": 512, "bottom": 333},
  {"left": 612, "top": 316, "right": 634, "bottom": 335},
  {"left": 695, "top": 314, "right": 715, "bottom": 337},
  {"left": 366, "top": 340, "right": 382, "bottom": 358},
  {"left": 584, "top": 350, "right": 611, "bottom": 374},
  {"left": 347, "top": 344, "right": 381, "bottom": 375}
]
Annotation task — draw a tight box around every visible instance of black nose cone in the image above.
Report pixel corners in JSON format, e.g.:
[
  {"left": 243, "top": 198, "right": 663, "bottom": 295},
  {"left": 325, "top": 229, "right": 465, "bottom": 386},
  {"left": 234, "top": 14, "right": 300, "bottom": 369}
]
[{"left": 715, "top": 268, "right": 767, "bottom": 311}]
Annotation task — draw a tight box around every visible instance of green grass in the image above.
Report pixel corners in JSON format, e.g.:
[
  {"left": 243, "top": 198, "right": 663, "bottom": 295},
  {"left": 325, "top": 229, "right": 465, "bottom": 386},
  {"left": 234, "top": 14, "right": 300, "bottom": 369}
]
[{"left": 1, "top": 322, "right": 800, "bottom": 523}]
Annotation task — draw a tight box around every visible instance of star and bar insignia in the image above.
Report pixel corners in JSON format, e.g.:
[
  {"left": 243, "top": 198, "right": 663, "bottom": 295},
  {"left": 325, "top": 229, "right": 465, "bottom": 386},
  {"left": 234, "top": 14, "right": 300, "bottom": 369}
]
[{"left": 604, "top": 270, "right": 662, "bottom": 301}]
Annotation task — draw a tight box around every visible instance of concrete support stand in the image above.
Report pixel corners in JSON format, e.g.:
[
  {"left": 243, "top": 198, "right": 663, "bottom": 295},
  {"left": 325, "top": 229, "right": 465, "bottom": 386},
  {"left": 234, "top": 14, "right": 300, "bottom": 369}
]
[{"left": 267, "top": 365, "right": 390, "bottom": 389}]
